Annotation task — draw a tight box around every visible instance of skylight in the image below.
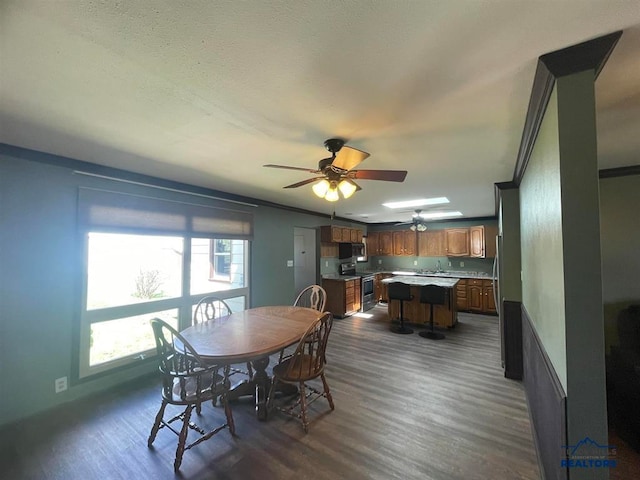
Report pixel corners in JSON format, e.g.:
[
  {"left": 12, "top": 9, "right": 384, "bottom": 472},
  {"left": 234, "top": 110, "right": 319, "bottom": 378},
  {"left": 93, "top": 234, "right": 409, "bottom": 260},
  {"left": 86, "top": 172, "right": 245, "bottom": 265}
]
[
  {"left": 382, "top": 197, "right": 449, "bottom": 209},
  {"left": 419, "top": 211, "right": 463, "bottom": 219}
]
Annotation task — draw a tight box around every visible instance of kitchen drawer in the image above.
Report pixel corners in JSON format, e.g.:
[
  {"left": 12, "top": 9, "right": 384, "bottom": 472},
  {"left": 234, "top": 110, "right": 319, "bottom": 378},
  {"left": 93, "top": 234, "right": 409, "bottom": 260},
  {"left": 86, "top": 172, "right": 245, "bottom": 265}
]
[{"left": 468, "top": 278, "right": 483, "bottom": 287}]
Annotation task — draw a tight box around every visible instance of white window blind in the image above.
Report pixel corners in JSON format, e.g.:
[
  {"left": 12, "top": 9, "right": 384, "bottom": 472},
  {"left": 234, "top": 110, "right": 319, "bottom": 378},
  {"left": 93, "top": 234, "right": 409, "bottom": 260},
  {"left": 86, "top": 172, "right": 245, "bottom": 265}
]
[{"left": 78, "top": 188, "right": 253, "bottom": 239}]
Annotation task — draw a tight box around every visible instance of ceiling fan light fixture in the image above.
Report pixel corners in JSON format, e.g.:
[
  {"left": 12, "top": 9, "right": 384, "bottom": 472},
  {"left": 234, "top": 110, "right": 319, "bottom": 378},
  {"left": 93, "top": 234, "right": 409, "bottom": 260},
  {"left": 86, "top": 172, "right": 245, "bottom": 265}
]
[
  {"left": 417, "top": 223, "right": 427, "bottom": 232},
  {"left": 338, "top": 179, "right": 357, "bottom": 199},
  {"left": 410, "top": 224, "right": 417, "bottom": 231},
  {"left": 324, "top": 182, "right": 340, "bottom": 202},
  {"left": 312, "top": 179, "right": 330, "bottom": 198}
]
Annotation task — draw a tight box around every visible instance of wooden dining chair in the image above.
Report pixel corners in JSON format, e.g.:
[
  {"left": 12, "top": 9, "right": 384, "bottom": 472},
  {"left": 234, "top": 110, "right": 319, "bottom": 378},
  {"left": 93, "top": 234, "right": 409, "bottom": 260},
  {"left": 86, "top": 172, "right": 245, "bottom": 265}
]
[
  {"left": 267, "top": 312, "right": 335, "bottom": 432},
  {"left": 148, "top": 318, "right": 235, "bottom": 472},
  {"left": 194, "top": 296, "right": 253, "bottom": 380},
  {"left": 279, "top": 285, "right": 327, "bottom": 362}
]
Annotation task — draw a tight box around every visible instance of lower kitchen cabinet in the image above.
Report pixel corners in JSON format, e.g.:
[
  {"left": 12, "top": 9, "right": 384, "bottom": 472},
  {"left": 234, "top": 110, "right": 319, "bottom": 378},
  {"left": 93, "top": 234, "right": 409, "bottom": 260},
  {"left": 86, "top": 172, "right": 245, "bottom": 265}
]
[
  {"left": 322, "top": 278, "right": 361, "bottom": 318},
  {"left": 464, "top": 278, "right": 497, "bottom": 315},
  {"left": 455, "top": 279, "right": 468, "bottom": 311}
]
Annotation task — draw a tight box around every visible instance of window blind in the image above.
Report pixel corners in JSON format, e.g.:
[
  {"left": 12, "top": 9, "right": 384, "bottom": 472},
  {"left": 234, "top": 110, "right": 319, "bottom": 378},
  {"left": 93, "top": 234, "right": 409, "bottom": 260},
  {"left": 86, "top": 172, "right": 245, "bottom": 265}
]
[{"left": 78, "top": 188, "right": 253, "bottom": 239}]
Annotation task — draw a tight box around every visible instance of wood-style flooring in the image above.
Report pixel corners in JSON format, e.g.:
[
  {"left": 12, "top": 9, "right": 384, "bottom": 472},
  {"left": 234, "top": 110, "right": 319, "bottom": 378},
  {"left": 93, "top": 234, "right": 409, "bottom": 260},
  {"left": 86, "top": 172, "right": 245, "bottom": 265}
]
[{"left": 0, "top": 307, "right": 541, "bottom": 479}]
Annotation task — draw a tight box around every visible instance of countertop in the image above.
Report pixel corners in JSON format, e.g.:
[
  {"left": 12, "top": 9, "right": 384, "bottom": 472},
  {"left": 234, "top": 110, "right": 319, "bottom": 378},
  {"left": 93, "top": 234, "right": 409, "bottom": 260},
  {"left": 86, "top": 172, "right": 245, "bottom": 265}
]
[
  {"left": 381, "top": 275, "right": 459, "bottom": 288},
  {"left": 358, "top": 270, "right": 494, "bottom": 280},
  {"left": 321, "top": 274, "right": 361, "bottom": 281}
]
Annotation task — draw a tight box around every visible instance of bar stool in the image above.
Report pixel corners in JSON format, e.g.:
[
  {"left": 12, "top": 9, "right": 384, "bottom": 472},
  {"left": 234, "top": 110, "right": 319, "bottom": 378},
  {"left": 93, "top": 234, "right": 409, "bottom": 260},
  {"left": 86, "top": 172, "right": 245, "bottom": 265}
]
[
  {"left": 419, "top": 285, "right": 447, "bottom": 340},
  {"left": 388, "top": 282, "right": 414, "bottom": 334}
]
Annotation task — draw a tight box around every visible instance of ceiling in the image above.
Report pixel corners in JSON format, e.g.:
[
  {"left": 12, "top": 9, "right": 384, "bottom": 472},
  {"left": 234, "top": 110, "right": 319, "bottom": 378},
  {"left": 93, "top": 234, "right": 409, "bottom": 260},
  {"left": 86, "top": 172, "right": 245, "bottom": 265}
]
[{"left": 1, "top": 1, "right": 639, "bottom": 224}]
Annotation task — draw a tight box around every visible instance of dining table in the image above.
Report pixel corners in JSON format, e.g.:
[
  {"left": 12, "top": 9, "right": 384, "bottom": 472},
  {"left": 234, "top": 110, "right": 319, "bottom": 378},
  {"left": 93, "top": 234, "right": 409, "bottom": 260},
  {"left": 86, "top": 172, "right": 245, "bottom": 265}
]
[{"left": 179, "top": 305, "right": 323, "bottom": 420}]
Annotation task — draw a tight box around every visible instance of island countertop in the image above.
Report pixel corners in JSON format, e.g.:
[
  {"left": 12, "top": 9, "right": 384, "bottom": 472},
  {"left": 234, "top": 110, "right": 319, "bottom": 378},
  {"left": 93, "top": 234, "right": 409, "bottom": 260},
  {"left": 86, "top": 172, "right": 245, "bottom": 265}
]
[{"left": 381, "top": 275, "right": 459, "bottom": 288}]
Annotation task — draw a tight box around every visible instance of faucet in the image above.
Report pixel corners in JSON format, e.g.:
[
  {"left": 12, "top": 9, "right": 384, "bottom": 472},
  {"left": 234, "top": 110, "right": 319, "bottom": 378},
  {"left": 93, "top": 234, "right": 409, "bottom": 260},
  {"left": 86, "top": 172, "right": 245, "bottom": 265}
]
[{"left": 436, "top": 260, "right": 443, "bottom": 273}]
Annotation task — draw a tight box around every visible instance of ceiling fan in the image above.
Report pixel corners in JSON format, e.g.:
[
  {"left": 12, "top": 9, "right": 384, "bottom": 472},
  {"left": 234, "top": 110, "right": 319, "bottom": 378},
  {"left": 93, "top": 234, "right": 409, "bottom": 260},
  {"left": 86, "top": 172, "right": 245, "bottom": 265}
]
[
  {"left": 263, "top": 138, "right": 408, "bottom": 201},
  {"left": 395, "top": 209, "right": 428, "bottom": 232}
]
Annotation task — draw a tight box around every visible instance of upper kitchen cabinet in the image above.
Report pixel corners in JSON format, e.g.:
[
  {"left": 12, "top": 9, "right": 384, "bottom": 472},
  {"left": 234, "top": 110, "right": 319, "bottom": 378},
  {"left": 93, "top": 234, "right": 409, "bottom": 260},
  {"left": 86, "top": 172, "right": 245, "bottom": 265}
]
[
  {"left": 418, "top": 230, "right": 446, "bottom": 257},
  {"left": 445, "top": 228, "right": 470, "bottom": 257},
  {"left": 469, "top": 225, "right": 498, "bottom": 258},
  {"left": 392, "top": 230, "right": 416, "bottom": 256},
  {"left": 369, "top": 231, "right": 393, "bottom": 256},
  {"left": 320, "top": 225, "right": 363, "bottom": 243}
]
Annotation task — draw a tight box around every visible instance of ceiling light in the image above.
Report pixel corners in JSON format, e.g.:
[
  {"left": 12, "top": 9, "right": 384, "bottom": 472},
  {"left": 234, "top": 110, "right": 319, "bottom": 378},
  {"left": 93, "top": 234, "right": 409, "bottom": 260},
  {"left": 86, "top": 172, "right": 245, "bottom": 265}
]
[
  {"left": 419, "top": 211, "right": 463, "bottom": 219},
  {"left": 312, "top": 179, "right": 330, "bottom": 198},
  {"left": 416, "top": 223, "right": 427, "bottom": 231},
  {"left": 382, "top": 197, "right": 450, "bottom": 209},
  {"left": 337, "top": 179, "right": 357, "bottom": 199},
  {"left": 324, "top": 183, "right": 340, "bottom": 202}
]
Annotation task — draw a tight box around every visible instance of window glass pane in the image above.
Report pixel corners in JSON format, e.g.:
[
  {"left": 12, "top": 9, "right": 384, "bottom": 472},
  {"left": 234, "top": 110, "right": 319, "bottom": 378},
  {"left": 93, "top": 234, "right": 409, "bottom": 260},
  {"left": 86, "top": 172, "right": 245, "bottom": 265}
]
[
  {"left": 190, "top": 239, "right": 247, "bottom": 295},
  {"left": 90, "top": 309, "right": 178, "bottom": 366},
  {"left": 87, "top": 233, "right": 183, "bottom": 310}
]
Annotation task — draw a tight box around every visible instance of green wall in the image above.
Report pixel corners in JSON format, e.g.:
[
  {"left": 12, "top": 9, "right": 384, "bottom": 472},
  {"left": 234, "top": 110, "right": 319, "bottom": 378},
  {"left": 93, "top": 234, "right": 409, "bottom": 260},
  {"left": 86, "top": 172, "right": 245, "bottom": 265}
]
[
  {"left": 520, "top": 69, "right": 608, "bottom": 471},
  {"left": 0, "top": 146, "right": 362, "bottom": 426},
  {"left": 520, "top": 86, "right": 567, "bottom": 389}
]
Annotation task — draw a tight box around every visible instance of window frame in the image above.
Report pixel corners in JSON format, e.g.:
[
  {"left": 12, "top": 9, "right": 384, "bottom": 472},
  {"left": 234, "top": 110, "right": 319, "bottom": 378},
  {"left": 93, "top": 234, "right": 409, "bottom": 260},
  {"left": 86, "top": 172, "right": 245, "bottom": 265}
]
[{"left": 77, "top": 230, "right": 250, "bottom": 380}]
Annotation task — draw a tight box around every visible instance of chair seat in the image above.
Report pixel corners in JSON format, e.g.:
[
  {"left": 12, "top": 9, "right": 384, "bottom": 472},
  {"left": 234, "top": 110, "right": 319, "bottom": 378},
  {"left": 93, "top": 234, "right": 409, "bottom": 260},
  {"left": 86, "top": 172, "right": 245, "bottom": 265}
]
[{"left": 272, "top": 354, "right": 324, "bottom": 382}]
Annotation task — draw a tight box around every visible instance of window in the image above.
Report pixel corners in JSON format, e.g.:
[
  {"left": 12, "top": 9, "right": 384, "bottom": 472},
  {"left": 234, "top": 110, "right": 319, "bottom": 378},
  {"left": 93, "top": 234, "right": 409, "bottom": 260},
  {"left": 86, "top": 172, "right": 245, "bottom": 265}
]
[{"left": 77, "top": 188, "right": 253, "bottom": 379}]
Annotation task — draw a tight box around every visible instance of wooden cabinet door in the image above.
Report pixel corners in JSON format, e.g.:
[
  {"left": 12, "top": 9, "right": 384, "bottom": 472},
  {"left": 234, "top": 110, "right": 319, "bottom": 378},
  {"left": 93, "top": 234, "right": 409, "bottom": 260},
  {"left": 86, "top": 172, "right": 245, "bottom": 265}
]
[
  {"left": 367, "top": 232, "right": 380, "bottom": 255},
  {"left": 340, "top": 227, "right": 350, "bottom": 242},
  {"left": 483, "top": 280, "right": 496, "bottom": 314},
  {"left": 374, "top": 274, "right": 382, "bottom": 301},
  {"left": 404, "top": 230, "right": 416, "bottom": 256},
  {"left": 332, "top": 226, "right": 343, "bottom": 242},
  {"left": 469, "top": 226, "right": 485, "bottom": 258},
  {"left": 354, "top": 229, "right": 363, "bottom": 242},
  {"left": 379, "top": 231, "right": 393, "bottom": 255},
  {"left": 418, "top": 230, "right": 446, "bottom": 257},
  {"left": 445, "top": 228, "right": 470, "bottom": 256},
  {"left": 392, "top": 231, "right": 405, "bottom": 255},
  {"left": 354, "top": 280, "right": 361, "bottom": 311},
  {"left": 468, "top": 282, "right": 483, "bottom": 312}
]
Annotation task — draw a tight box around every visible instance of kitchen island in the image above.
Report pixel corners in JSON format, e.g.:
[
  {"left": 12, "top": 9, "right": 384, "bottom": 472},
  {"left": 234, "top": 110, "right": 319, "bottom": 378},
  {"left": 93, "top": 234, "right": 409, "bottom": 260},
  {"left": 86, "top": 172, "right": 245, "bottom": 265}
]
[{"left": 381, "top": 275, "right": 459, "bottom": 328}]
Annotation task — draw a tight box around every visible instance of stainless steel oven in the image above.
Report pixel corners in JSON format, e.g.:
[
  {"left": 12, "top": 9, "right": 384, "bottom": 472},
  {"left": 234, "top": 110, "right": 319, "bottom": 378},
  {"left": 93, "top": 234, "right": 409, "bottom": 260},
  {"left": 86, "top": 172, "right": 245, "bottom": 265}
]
[{"left": 361, "top": 274, "right": 376, "bottom": 312}]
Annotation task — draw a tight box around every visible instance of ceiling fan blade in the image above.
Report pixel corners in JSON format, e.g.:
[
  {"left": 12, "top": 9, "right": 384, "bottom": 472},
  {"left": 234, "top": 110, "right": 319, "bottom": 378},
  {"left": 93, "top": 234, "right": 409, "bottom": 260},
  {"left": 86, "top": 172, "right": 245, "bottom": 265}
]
[
  {"left": 283, "top": 177, "right": 326, "bottom": 189},
  {"left": 348, "top": 169, "right": 408, "bottom": 182},
  {"left": 331, "top": 146, "right": 370, "bottom": 171},
  {"left": 264, "top": 164, "right": 320, "bottom": 173},
  {"left": 394, "top": 221, "right": 413, "bottom": 226}
]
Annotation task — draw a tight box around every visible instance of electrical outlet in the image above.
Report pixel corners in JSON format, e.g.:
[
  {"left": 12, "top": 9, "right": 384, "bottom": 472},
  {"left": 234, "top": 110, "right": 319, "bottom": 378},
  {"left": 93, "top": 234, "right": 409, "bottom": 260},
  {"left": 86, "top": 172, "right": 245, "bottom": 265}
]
[
  {"left": 378, "top": 259, "right": 382, "bottom": 265},
  {"left": 413, "top": 260, "right": 418, "bottom": 266},
  {"left": 287, "top": 260, "right": 293, "bottom": 267},
  {"left": 448, "top": 261, "right": 451, "bottom": 267},
  {"left": 460, "top": 261, "right": 465, "bottom": 267},
  {"left": 325, "top": 260, "right": 329, "bottom": 267},
  {"left": 55, "top": 376, "right": 68, "bottom": 393}
]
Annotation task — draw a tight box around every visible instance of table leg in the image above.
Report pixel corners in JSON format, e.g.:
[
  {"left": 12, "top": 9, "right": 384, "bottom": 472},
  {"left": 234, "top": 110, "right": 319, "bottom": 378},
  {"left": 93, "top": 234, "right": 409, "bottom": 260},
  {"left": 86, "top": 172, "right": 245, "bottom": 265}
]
[{"left": 251, "top": 357, "right": 271, "bottom": 420}]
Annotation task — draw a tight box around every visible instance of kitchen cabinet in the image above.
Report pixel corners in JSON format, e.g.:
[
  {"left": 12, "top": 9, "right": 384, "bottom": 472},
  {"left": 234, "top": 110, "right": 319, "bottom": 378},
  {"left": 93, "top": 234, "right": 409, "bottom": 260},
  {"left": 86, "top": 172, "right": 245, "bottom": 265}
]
[
  {"left": 392, "top": 230, "right": 417, "bottom": 256},
  {"left": 320, "top": 242, "right": 338, "bottom": 258},
  {"left": 467, "top": 279, "right": 484, "bottom": 312},
  {"left": 469, "top": 225, "right": 498, "bottom": 258},
  {"left": 367, "top": 232, "right": 380, "bottom": 255},
  {"left": 322, "top": 278, "right": 361, "bottom": 318},
  {"left": 378, "top": 273, "right": 394, "bottom": 302},
  {"left": 418, "top": 230, "right": 446, "bottom": 257},
  {"left": 455, "top": 279, "right": 468, "bottom": 311},
  {"left": 445, "top": 228, "right": 470, "bottom": 256},
  {"left": 482, "top": 279, "right": 496, "bottom": 314},
  {"left": 378, "top": 231, "right": 393, "bottom": 256},
  {"left": 320, "top": 226, "right": 363, "bottom": 244},
  {"left": 460, "top": 278, "right": 497, "bottom": 314}
]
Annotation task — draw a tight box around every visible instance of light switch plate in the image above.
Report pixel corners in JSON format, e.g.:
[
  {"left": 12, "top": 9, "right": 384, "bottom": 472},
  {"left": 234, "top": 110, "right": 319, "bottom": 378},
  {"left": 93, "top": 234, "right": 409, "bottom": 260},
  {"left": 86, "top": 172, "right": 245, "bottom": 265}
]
[
  {"left": 460, "top": 261, "right": 465, "bottom": 267},
  {"left": 287, "top": 260, "right": 294, "bottom": 267},
  {"left": 413, "top": 260, "right": 418, "bottom": 266},
  {"left": 55, "top": 376, "right": 68, "bottom": 393}
]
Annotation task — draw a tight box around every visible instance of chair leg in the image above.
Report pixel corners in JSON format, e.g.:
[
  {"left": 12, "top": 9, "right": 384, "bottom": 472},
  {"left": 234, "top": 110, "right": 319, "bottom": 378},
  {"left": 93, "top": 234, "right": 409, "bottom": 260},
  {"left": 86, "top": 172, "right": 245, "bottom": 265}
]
[
  {"left": 246, "top": 361, "right": 254, "bottom": 380},
  {"left": 299, "top": 382, "right": 308, "bottom": 433},
  {"left": 174, "top": 405, "right": 193, "bottom": 472},
  {"left": 267, "top": 376, "right": 278, "bottom": 412},
  {"left": 148, "top": 400, "right": 168, "bottom": 447},
  {"left": 320, "top": 373, "right": 334, "bottom": 411}
]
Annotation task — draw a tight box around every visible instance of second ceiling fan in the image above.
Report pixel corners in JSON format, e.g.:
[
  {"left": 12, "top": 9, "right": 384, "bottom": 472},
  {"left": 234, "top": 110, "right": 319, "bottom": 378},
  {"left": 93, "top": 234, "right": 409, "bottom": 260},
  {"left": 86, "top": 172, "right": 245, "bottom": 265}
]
[{"left": 263, "top": 138, "right": 407, "bottom": 201}]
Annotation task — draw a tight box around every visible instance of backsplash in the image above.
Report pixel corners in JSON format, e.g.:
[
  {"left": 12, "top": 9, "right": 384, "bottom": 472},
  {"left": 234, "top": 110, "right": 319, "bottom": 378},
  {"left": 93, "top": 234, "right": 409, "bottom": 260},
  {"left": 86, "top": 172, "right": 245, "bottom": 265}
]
[{"left": 320, "top": 254, "right": 493, "bottom": 276}]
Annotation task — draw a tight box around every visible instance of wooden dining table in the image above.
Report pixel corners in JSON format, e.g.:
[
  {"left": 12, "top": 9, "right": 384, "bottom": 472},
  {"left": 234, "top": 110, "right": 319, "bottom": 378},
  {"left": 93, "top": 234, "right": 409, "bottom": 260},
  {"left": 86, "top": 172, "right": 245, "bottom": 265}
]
[{"left": 179, "top": 305, "right": 323, "bottom": 420}]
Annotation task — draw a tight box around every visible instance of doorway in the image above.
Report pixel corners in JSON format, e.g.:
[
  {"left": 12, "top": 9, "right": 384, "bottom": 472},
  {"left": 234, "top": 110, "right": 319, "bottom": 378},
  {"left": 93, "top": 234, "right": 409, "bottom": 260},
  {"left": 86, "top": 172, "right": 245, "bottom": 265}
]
[{"left": 293, "top": 227, "right": 317, "bottom": 296}]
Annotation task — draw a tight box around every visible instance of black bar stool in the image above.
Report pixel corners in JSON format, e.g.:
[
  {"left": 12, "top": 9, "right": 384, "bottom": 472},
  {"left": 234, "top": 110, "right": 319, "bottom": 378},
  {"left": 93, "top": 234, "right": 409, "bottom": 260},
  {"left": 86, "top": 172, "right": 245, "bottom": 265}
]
[
  {"left": 419, "top": 285, "right": 447, "bottom": 340},
  {"left": 388, "top": 282, "right": 413, "bottom": 334}
]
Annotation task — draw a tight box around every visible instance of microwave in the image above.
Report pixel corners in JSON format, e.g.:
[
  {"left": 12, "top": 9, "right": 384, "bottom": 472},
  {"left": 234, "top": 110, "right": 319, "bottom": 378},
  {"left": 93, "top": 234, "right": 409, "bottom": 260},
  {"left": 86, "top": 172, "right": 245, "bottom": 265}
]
[{"left": 338, "top": 242, "right": 365, "bottom": 260}]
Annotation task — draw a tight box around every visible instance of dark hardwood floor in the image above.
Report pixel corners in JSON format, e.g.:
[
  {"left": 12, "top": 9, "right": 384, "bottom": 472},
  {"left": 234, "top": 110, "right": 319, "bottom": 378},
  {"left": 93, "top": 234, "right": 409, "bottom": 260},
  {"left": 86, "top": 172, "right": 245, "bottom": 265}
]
[{"left": 0, "top": 306, "right": 541, "bottom": 479}]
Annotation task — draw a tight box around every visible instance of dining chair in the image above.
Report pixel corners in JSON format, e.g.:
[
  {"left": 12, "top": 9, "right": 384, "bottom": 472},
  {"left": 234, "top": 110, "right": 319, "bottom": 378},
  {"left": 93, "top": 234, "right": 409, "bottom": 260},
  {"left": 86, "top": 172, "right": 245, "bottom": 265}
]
[
  {"left": 279, "top": 285, "right": 328, "bottom": 362},
  {"left": 194, "top": 296, "right": 254, "bottom": 380},
  {"left": 148, "top": 318, "right": 235, "bottom": 472},
  {"left": 267, "top": 312, "right": 334, "bottom": 432}
]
